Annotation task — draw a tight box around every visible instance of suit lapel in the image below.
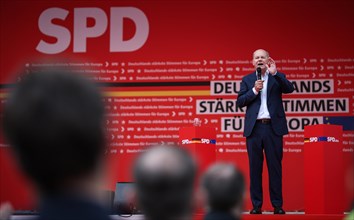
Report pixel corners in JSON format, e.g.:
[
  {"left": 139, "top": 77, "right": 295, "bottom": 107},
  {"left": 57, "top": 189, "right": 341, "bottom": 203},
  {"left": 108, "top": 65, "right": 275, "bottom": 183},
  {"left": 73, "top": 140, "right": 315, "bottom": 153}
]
[
  {"left": 250, "top": 72, "right": 257, "bottom": 85},
  {"left": 267, "top": 74, "right": 275, "bottom": 98},
  {"left": 250, "top": 72, "right": 261, "bottom": 103}
]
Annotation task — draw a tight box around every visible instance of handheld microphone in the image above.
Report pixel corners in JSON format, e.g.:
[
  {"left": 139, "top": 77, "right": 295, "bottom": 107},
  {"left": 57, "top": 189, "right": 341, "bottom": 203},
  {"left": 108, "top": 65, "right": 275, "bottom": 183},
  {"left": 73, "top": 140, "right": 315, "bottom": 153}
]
[
  {"left": 256, "top": 67, "right": 262, "bottom": 93},
  {"left": 256, "top": 67, "right": 262, "bottom": 80}
]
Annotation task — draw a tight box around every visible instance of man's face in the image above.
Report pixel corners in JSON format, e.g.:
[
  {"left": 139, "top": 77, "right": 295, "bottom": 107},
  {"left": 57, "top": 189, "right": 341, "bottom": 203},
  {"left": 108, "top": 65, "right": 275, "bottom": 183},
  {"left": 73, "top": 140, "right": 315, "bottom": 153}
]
[{"left": 252, "top": 50, "right": 269, "bottom": 70}]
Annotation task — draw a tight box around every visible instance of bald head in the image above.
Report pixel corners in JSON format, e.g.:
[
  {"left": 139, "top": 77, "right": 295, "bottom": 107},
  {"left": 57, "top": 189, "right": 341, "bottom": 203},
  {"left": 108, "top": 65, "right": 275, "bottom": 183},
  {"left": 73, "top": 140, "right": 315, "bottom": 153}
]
[
  {"left": 202, "top": 163, "right": 245, "bottom": 212},
  {"left": 133, "top": 145, "right": 196, "bottom": 220},
  {"left": 136, "top": 146, "right": 190, "bottom": 176},
  {"left": 253, "top": 49, "right": 269, "bottom": 59}
]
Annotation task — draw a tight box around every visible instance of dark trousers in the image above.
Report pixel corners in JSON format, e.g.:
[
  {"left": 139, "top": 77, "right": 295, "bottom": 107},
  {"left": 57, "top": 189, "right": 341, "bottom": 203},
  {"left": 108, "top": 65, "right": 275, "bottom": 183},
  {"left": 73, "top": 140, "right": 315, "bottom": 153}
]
[{"left": 246, "top": 121, "right": 283, "bottom": 208}]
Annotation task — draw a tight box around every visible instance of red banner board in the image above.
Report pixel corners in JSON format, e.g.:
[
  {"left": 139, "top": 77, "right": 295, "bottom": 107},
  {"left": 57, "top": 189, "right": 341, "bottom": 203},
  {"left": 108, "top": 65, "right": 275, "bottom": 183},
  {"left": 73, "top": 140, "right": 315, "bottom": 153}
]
[
  {"left": 0, "top": 0, "right": 353, "bottom": 212},
  {"left": 304, "top": 124, "right": 344, "bottom": 214}
]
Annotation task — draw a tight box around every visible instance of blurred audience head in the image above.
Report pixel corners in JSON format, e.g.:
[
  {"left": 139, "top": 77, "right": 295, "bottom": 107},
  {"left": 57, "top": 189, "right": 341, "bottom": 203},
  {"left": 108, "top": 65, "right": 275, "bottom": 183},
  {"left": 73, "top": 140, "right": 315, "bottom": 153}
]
[
  {"left": 2, "top": 69, "right": 106, "bottom": 196},
  {"left": 0, "top": 202, "right": 13, "bottom": 220},
  {"left": 133, "top": 144, "right": 196, "bottom": 220},
  {"left": 202, "top": 163, "right": 245, "bottom": 217}
]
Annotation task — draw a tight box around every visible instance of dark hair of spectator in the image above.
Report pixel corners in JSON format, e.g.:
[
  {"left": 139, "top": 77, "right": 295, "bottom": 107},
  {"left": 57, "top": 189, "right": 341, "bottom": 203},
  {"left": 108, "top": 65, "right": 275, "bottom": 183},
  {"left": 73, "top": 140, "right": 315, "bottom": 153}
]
[{"left": 2, "top": 70, "right": 105, "bottom": 195}]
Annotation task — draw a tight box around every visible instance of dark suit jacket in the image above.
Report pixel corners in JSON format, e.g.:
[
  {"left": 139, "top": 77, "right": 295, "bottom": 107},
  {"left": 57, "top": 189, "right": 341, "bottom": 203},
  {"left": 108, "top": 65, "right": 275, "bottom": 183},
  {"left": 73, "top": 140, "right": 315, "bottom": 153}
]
[
  {"left": 236, "top": 71, "right": 294, "bottom": 137},
  {"left": 36, "top": 194, "right": 111, "bottom": 220},
  {"left": 204, "top": 211, "right": 239, "bottom": 220}
]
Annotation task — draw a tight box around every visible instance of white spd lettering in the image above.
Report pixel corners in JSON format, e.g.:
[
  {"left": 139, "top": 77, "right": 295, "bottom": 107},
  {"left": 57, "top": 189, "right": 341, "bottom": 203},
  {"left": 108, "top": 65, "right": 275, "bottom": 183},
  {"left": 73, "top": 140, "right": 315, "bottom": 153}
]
[
  {"left": 36, "top": 7, "right": 149, "bottom": 54},
  {"left": 201, "top": 139, "right": 210, "bottom": 144},
  {"left": 309, "top": 137, "right": 317, "bottom": 142},
  {"left": 181, "top": 139, "right": 190, "bottom": 144},
  {"left": 327, "top": 137, "right": 339, "bottom": 142}
]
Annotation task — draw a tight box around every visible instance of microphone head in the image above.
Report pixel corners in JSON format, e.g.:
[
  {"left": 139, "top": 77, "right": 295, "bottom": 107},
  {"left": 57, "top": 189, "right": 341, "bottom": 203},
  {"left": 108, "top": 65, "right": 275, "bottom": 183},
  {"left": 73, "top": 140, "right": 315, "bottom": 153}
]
[
  {"left": 256, "top": 67, "right": 262, "bottom": 74},
  {"left": 256, "top": 67, "right": 262, "bottom": 80}
]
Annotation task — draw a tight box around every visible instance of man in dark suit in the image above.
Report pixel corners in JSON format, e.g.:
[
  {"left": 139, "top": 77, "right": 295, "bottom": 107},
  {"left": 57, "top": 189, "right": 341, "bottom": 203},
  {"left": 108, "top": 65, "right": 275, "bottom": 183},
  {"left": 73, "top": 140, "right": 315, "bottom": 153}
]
[
  {"left": 236, "top": 49, "right": 294, "bottom": 215},
  {"left": 2, "top": 70, "right": 111, "bottom": 220},
  {"left": 202, "top": 163, "right": 245, "bottom": 220}
]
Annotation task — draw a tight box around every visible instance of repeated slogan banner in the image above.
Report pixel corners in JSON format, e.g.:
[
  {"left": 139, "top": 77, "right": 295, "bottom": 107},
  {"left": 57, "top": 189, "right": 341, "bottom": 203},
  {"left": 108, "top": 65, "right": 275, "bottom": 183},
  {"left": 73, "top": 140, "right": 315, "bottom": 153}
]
[{"left": 0, "top": 0, "right": 353, "bottom": 212}]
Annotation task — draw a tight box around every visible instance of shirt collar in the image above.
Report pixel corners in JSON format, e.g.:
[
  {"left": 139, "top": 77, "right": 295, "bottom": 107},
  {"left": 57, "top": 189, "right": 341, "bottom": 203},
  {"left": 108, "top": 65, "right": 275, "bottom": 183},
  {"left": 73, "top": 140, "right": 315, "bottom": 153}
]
[{"left": 255, "top": 69, "right": 269, "bottom": 77}]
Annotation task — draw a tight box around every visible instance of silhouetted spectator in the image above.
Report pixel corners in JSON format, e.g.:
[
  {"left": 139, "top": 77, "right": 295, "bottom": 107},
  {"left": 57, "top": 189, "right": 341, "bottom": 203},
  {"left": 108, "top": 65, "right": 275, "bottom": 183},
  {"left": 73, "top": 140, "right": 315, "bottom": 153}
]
[
  {"left": 202, "top": 163, "right": 245, "bottom": 220},
  {"left": 0, "top": 202, "right": 13, "bottom": 220},
  {"left": 133, "top": 145, "right": 196, "bottom": 220},
  {"left": 2, "top": 70, "right": 110, "bottom": 220}
]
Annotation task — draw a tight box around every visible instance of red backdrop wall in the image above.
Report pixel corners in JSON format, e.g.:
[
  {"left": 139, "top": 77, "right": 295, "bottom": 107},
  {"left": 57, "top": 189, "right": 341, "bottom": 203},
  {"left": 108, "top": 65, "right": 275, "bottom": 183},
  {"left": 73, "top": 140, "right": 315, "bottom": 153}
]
[{"left": 1, "top": 0, "right": 353, "bottom": 212}]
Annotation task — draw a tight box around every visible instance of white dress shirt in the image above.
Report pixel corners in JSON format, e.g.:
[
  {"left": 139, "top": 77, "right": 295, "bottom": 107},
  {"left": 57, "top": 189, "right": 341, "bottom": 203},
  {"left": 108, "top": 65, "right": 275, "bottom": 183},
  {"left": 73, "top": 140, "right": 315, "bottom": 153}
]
[{"left": 253, "top": 71, "right": 271, "bottom": 119}]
